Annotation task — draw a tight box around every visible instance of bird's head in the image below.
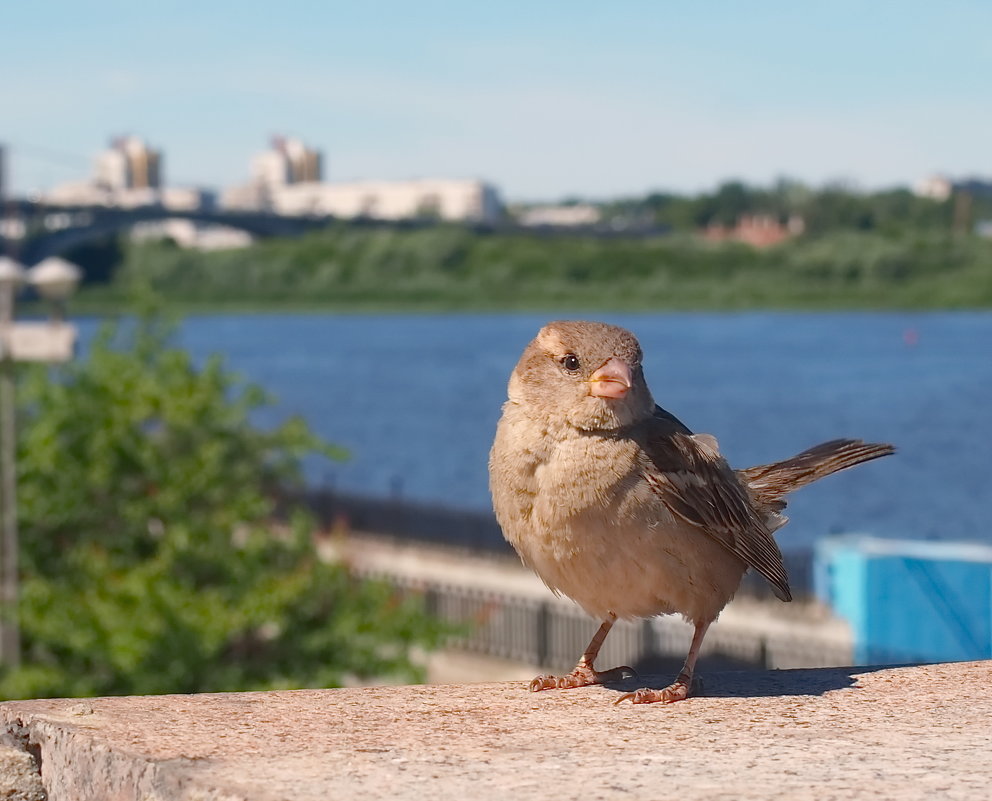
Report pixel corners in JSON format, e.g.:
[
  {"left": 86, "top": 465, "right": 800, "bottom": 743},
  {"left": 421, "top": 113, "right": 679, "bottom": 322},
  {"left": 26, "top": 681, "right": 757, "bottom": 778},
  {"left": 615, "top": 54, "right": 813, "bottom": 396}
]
[{"left": 507, "top": 321, "right": 655, "bottom": 431}]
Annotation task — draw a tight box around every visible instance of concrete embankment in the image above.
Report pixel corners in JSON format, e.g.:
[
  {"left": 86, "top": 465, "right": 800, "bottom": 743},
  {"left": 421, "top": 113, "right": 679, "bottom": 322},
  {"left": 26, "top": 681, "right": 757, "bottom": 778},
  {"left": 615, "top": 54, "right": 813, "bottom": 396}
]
[{"left": 1, "top": 661, "right": 990, "bottom": 800}]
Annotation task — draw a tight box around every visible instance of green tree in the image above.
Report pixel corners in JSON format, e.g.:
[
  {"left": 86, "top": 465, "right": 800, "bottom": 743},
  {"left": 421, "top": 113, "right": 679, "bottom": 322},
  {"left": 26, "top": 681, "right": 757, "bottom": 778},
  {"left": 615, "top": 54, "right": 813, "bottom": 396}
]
[{"left": 0, "top": 313, "right": 446, "bottom": 699}]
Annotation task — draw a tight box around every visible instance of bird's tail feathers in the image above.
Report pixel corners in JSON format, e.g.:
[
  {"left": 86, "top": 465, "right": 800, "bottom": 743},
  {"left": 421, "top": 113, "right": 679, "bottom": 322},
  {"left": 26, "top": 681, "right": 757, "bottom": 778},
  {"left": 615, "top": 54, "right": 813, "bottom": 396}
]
[{"left": 739, "top": 439, "right": 895, "bottom": 504}]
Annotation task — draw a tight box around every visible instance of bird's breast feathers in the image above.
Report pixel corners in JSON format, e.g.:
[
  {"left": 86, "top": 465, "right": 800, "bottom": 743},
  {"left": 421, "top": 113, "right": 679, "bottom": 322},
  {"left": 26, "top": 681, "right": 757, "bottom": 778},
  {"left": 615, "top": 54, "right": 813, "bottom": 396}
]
[
  {"left": 491, "top": 406, "right": 749, "bottom": 621},
  {"left": 492, "top": 406, "right": 647, "bottom": 530}
]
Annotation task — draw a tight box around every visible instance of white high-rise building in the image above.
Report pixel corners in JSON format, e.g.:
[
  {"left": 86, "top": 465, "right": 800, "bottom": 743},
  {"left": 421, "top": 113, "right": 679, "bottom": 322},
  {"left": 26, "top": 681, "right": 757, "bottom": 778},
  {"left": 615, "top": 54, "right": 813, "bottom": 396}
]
[
  {"left": 95, "top": 136, "right": 162, "bottom": 190},
  {"left": 250, "top": 136, "right": 322, "bottom": 189},
  {"left": 222, "top": 136, "right": 322, "bottom": 210}
]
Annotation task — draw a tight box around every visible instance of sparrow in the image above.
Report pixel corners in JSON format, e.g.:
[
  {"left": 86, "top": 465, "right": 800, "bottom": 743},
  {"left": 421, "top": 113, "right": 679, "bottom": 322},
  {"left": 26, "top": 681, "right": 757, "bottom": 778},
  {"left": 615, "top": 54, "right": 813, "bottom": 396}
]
[{"left": 489, "top": 320, "right": 894, "bottom": 704}]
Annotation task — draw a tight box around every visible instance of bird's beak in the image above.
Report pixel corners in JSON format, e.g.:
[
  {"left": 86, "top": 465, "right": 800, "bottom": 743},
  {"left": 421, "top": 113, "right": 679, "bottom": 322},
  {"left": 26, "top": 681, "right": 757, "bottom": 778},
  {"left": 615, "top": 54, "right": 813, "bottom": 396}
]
[{"left": 588, "top": 357, "right": 633, "bottom": 399}]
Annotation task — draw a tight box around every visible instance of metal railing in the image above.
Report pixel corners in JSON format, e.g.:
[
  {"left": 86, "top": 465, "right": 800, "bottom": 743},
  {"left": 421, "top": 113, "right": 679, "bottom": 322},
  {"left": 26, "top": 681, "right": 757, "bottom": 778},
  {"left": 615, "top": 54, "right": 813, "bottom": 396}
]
[
  {"left": 297, "top": 489, "right": 849, "bottom": 671},
  {"left": 354, "top": 565, "right": 851, "bottom": 675}
]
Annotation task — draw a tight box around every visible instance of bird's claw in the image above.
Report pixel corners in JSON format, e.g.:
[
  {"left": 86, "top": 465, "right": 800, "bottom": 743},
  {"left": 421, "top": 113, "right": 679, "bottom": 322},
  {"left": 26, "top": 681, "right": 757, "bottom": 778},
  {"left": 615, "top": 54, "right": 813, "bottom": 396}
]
[
  {"left": 614, "top": 678, "right": 693, "bottom": 705},
  {"left": 528, "top": 674, "right": 559, "bottom": 692},
  {"left": 529, "top": 665, "right": 637, "bottom": 693}
]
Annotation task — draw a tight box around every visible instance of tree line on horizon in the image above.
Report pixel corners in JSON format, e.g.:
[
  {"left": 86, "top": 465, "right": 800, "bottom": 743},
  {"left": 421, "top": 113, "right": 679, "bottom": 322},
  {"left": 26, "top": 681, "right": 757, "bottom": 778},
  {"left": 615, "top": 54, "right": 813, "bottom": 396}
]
[
  {"left": 58, "top": 179, "right": 992, "bottom": 311},
  {"left": 563, "top": 178, "right": 987, "bottom": 236}
]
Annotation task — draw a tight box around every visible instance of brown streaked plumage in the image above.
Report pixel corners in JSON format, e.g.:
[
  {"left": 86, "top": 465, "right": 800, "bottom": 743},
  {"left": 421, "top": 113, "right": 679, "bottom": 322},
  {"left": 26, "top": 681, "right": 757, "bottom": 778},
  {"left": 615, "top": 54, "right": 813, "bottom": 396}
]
[{"left": 488, "top": 320, "right": 894, "bottom": 704}]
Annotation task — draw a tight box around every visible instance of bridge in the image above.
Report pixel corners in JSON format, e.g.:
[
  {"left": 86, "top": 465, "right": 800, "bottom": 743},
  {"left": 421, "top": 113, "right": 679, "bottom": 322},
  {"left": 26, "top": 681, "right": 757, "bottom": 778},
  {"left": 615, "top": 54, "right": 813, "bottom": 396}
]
[
  {"left": 0, "top": 199, "right": 360, "bottom": 264},
  {"left": 0, "top": 197, "right": 671, "bottom": 266}
]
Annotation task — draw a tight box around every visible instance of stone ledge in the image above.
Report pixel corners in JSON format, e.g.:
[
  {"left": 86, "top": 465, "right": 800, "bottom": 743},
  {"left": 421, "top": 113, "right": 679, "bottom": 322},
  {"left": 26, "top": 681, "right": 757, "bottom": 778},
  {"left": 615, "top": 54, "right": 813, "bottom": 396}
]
[{"left": 1, "top": 661, "right": 990, "bottom": 801}]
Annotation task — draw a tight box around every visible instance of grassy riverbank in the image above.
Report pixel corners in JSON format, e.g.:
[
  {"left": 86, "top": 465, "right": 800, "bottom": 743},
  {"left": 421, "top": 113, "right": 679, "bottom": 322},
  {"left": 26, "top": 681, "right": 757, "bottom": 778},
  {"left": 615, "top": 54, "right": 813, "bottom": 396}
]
[{"left": 76, "top": 224, "right": 992, "bottom": 312}]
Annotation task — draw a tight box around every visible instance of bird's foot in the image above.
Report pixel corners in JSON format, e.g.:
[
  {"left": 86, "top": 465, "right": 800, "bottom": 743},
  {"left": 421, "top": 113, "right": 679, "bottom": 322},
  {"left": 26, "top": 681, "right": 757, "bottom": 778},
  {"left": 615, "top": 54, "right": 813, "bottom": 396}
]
[
  {"left": 529, "top": 664, "right": 636, "bottom": 692},
  {"left": 614, "top": 673, "right": 696, "bottom": 705}
]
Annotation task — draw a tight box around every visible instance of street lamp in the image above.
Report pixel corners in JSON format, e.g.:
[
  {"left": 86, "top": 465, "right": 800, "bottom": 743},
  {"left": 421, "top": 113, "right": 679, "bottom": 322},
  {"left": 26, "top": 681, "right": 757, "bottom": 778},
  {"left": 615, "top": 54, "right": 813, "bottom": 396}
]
[{"left": 0, "top": 255, "right": 80, "bottom": 666}]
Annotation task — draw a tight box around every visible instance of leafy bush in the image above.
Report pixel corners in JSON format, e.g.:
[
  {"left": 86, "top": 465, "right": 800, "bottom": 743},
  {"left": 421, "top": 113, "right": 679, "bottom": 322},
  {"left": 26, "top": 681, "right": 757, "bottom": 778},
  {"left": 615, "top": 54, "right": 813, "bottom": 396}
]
[{"left": 1, "top": 313, "right": 446, "bottom": 699}]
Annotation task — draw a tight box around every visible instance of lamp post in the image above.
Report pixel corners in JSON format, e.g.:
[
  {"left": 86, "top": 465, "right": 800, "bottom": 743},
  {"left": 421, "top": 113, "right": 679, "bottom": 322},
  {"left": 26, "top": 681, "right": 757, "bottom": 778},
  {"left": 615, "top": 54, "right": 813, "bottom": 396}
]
[{"left": 0, "top": 255, "right": 80, "bottom": 666}]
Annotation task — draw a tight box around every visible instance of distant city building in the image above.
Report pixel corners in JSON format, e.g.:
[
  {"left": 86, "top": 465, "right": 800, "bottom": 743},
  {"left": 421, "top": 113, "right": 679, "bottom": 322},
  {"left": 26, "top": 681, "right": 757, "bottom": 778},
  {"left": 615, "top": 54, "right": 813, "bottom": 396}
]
[
  {"left": 31, "top": 132, "right": 503, "bottom": 226},
  {"left": 223, "top": 167, "right": 502, "bottom": 225},
  {"left": 914, "top": 174, "right": 992, "bottom": 201},
  {"left": 221, "top": 136, "right": 502, "bottom": 224},
  {"left": 914, "top": 174, "right": 953, "bottom": 201},
  {"left": 252, "top": 136, "right": 322, "bottom": 188},
  {"left": 95, "top": 136, "right": 162, "bottom": 190},
  {"left": 222, "top": 136, "right": 323, "bottom": 210},
  {"left": 702, "top": 214, "right": 804, "bottom": 248},
  {"left": 43, "top": 181, "right": 213, "bottom": 211},
  {"left": 218, "top": 182, "right": 264, "bottom": 211},
  {"left": 267, "top": 178, "right": 503, "bottom": 224},
  {"left": 158, "top": 186, "right": 216, "bottom": 211},
  {"left": 42, "top": 135, "right": 214, "bottom": 211},
  {"left": 517, "top": 204, "right": 602, "bottom": 227}
]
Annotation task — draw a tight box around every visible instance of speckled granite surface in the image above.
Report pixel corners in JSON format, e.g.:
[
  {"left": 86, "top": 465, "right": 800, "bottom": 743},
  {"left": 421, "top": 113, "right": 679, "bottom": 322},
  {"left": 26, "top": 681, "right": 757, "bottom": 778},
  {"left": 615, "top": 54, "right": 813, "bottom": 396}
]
[{"left": 2, "top": 661, "right": 990, "bottom": 801}]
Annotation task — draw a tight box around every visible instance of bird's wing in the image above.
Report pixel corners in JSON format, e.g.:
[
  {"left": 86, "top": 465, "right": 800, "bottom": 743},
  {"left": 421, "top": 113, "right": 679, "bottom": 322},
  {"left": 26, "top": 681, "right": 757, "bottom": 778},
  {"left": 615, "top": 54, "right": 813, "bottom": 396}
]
[
  {"left": 639, "top": 424, "right": 791, "bottom": 601},
  {"left": 651, "top": 404, "right": 694, "bottom": 435}
]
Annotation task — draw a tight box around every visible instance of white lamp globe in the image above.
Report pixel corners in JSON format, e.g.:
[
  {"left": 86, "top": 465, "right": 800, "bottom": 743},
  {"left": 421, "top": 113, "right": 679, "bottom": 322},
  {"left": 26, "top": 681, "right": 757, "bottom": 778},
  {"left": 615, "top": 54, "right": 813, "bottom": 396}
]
[{"left": 27, "top": 257, "right": 82, "bottom": 301}]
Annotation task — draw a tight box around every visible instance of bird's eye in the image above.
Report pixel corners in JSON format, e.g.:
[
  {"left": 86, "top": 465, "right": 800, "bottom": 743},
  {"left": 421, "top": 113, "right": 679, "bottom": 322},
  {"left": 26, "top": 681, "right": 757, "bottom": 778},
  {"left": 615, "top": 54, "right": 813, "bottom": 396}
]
[{"left": 560, "top": 354, "right": 581, "bottom": 372}]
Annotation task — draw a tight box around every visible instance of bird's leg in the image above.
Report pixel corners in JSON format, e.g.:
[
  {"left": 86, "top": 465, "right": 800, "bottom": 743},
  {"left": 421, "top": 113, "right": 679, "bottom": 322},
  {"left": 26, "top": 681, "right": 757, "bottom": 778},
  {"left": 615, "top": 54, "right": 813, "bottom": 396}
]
[
  {"left": 529, "top": 613, "right": 636, "bottom": 692},
  {"left": 615, "top": 620, "right": 711, "bottom": 704}
]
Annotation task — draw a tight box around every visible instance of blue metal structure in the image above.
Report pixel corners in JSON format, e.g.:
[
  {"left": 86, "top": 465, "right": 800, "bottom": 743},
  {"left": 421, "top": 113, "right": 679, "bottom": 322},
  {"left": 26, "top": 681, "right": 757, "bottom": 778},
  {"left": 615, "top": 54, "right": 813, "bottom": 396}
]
[{"left": 815, "top": 535, "right": 992, "bottom": 664}]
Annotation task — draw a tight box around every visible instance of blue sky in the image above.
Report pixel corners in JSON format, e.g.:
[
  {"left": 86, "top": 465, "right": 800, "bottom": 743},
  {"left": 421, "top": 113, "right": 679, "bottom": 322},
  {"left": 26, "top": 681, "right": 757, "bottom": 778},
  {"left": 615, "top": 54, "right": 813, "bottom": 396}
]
[{"left": 2, "top": 1, "right": 990, "bottom": 200}]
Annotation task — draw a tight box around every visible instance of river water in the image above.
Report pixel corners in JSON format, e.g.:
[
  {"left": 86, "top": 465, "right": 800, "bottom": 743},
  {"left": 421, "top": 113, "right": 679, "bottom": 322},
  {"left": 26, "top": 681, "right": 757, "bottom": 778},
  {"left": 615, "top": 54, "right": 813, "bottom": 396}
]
[{"left": 77, "top": 311, "right": 992, "bottom": 552}]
